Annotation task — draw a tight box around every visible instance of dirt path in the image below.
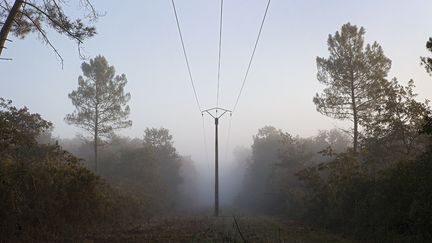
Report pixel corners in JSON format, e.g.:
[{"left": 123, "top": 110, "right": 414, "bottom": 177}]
[{"left": 90, "top": 215, "right": 354, "bottom": 243}]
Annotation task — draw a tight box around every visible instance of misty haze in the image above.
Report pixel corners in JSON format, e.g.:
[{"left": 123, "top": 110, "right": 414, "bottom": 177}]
[{"left": 1, "top": 0, "right": 432, "bottom": 242}]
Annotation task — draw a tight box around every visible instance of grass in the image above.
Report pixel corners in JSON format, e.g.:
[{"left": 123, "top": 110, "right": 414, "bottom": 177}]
[{"left": 88, "top": 215, "right": 356, "bottom": 243}]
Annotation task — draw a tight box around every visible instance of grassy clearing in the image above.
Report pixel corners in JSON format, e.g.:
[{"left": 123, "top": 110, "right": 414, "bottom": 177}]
[{"left": 88, "top": 215, "right": 355, "bottom": 243}]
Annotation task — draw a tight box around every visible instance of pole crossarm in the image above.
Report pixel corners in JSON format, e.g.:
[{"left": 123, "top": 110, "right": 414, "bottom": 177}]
[{"left": 202, "top": 107, "right": 232, "bottom": 119}]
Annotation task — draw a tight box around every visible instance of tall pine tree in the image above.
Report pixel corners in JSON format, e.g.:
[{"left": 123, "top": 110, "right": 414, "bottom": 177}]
[
  {"left": 65, "top": 55, "right": 132, "bottom": 172},
  {"left": 313, "top": 23, "right": 392, "bottom": 153}
]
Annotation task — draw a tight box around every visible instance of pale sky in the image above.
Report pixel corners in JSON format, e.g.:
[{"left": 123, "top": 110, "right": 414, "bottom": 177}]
[{"left": 1, "top": 1, "right": 432, "bottom": 202}]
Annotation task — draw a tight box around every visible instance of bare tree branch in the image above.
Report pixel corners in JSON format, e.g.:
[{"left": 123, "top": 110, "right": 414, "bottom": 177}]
[
  {"left": 19, "top": 9, "right": 63, "bottom": 68},
  {"left": 22, "top": 1, "right": 83, "bottom": 44},
  {"left": 80, "top": 0, "right": 99, "bottom": 20}
]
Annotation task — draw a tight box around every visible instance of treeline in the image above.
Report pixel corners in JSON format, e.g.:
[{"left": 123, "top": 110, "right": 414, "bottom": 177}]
[
  {"left": 57, "top": 128, "right": 199, "bottom": 213},
  {"left": 0, "top": 99, "right": 197, "bottom": 241},
  {"left": 237, "top": 24, "right": 432, "bottom": 241},
  {"left": 59, "top": 55, "right": 198, "bottom": 212},
  {"left": 236, "top": 127, "right": 350, "bottom": 214}
]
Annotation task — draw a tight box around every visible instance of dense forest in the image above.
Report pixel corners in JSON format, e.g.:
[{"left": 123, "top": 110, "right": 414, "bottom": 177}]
[{"left": 2, "top": 0, "right": 432, "bottom": 242}]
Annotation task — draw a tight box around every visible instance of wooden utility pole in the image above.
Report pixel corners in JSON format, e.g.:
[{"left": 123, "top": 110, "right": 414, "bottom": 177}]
[
  {"left": 202, "top": 107, "right": 231, "bottom": 217},
  {"left": 214, "top": 117, "right": 219, "bottom": 216}
]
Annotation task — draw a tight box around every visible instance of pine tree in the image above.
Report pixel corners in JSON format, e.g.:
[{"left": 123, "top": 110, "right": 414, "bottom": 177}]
[
  {"left": 313, "top": 23, "right": 392, "bottom": 153},
  {"left": 65, "top": 55, "right": 132, "bottom": 172}
]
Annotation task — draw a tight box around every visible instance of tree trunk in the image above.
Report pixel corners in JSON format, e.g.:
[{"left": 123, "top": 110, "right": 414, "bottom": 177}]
[
  {"left": 94, "top": 106, "right": 98, "bottom": 173},
  {"left": 353, "top": 110, "right": 358, "bottom": 153},
  {"left": 351, "top": 76, "right": 358, "bottom": 154},
  {"left": 0, "top": 0, "right": 23, "bottom": 57},
  {"left": 94, "top": 128, "right": 98, "bottom": 172}
]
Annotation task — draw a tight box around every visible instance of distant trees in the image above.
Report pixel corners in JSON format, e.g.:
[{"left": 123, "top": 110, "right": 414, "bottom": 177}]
[
  {"left": 0, "top": 0, "right": 98, "bottom": 64},
  {"left": 143, "top": 127, "right": 177, "bottom": 159},
  {"left": 61, "top": 127, "right": 187, "bottom": 212},
  {"left": 240, "top": 126, "right": 287, "bottom": 213},
  {"left": 93, "top": 136, "right": 164, "bottom": 210},
  {"left": 143, "top": 128, "right": 182, "bottom": 207},
  {"left": 313, "top": 23, "right": 392, "bottom": 153},
  {"left": 237, "top": 126, "right": 350, "bottom": 214},
  {"left": 65, "top": 55, "right": 132, "bottom": 172}
]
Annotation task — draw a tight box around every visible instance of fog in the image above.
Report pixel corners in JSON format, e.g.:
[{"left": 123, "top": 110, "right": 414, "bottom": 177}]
[{"left": 2, "top": 0, "right": 432, "bottom": 241}]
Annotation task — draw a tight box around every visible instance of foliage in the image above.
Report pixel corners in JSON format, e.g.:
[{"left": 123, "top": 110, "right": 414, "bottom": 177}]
[
  {"left": 144, "top": 127, "right": 178, "bottom": 160},
  {"left": 313, "top": 23, "right": 392, "bottom": 152},
  {"left": 292, "top": 103, "right": 432, "bottom": 241},
  {"left": 0, "top": 0, "right": 99, "bottom": 63},
  {"left": 66, "top": 55, "right": 132, "bottom": 139},
  {"left": 420, "top": 37, "right": 432, "bottom": 75},
  {"left": 143, "top": 128, "right": 182, "bottom": 207},
  {"left": 1, "top": 0, "right": 97, "bottom": 38},
  {"left": 362, "top": 78, "right": 431, "bottom": 164},
  {"left": 65, "top": 55, "right": 132, "bottom": 171},
  {"left": 0, "top": 99, "right": 147, "bottom": 241},
  {"left": 238, "top": 75, "right": 431, "bottom": 242},
  {"left": 238, "top": 126, "right": 350, "bottom": 214},
  {"left": 238, "top": 126, "right": 289, "bottom": 214},
  {"left": 60, "top": 128, "right": 187, "bottom": 213},
  {"left": 0, "top": 97, "right": 51, "bottom": 151},
  {"left": 96, "top": 136, "right": 167, "bottom": 212},
  {"left": 296, "top": 147, "right": 432, "bottom": 241},
  {"left": 290, "top": 31, "right": 432, "bottom": 242}
]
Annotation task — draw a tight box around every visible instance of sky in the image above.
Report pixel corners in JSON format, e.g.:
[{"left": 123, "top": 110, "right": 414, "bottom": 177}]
[{"left": 1, "top": 0, "right": 432, "bottom": 204}]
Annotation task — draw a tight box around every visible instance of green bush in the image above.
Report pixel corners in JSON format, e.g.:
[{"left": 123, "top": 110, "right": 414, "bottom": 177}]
[
  {"left": 0, "top": 99, "right": 149, "bottom": 241},
  {"left": 296, "top": 150, "right": 432, "bottom": 241}
]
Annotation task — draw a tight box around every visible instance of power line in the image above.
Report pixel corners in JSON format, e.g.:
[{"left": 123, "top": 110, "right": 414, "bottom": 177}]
[
  {"left": 201, "top": 115, "right": 210, "bottom": 172},
  {"left": 171, "top": 0, "right": 202, "bottom": 113},
  {"left": 224, "top": 113, "right": 232, "bottom": 163},
  {"left": 201, "top": 115, "right": 213, "bottom": 194},
  {"left": 170, "top": 0, "right": 271, "bottom": 216},
  {"left": 232, "top": 0, "right": 271, "bottom": 113},
  {"left": 216, "top": 0, "right": 223, "bottom": 108}
]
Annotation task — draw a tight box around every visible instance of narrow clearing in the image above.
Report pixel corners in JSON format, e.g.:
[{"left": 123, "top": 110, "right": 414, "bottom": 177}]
[{"left": 92, "top": 216, "right": 354, "bottom": 242}]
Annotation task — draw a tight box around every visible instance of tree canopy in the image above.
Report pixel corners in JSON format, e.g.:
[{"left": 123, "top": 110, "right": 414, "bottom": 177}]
[
  {"left": 313, "top": 23, "right": 392, "bottom": 152},
  {"left": 65, "top": 55, "right": 131, "bottom": 172},
  {"left": 0, "top": 0, "right": 99, "bottom": 65}
]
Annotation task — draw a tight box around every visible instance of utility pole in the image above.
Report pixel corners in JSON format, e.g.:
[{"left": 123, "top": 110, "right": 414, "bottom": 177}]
[{"left": 202, "top": 107, "right": 231, "bottom": 217}]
